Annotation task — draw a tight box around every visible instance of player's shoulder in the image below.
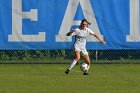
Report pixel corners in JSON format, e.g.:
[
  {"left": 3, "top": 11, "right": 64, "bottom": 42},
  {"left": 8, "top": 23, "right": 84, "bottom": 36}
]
[
  {"left": 75, "top": 28, "right": 80, "bottom": 31},
  {"left": 85, "top": 27, "right": 91, "bottom": 31},
  {"left": 74, "top": 28, "right": 81, "bottom": 33},
  {"left": 85, "top": 27, "right": 94, "bottom": 34}
]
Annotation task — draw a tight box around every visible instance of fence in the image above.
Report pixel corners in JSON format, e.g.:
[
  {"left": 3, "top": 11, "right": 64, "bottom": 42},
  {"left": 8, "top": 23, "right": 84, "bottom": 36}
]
[{"left": 0, "top": 50, "right": 140, "bottom": 64}]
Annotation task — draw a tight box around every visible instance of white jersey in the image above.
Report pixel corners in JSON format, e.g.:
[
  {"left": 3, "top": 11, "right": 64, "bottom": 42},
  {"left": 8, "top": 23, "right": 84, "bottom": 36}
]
[{"left": 71, "top": 27, "right": 94, "bottom": 48}]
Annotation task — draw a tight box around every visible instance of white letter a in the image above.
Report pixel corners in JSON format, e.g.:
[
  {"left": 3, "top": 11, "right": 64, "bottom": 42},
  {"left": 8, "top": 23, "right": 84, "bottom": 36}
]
[{"left": 56, "top": 0, "right": 103, "bottom": 42}]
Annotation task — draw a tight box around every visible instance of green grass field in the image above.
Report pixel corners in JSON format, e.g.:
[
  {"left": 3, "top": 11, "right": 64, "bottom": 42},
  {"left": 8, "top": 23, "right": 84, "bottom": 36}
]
[{"left": 0, "top": 64, "right": 139, "bottom": 93}]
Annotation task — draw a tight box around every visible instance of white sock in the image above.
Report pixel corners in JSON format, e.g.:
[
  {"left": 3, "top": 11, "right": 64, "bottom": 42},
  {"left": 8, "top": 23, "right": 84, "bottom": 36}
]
[
  {"left": 68, "top": 60, "right": 77, "bottom": 70},
  {"left": 85, "top": 65, "right": 90, "bottom": 73}
]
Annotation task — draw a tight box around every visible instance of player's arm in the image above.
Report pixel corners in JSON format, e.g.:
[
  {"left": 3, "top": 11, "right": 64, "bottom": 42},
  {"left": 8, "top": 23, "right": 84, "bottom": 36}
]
[
  {"left": 93, "top": 33, "right": 106, "bottom": 44},
  {"left": 66, "top": 29, "right": 77, "bottom": 36}
]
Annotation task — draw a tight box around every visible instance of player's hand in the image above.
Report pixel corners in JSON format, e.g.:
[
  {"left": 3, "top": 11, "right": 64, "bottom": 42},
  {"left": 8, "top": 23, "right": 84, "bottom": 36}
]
[
  {"left": 72, "top": 29, "right": 77, "bottom": 33},
  {"left": 67, "top": 29, "right": 77, "bottom": 36},
  {"left": 101, "top": 40, "right": 106, "bottom": 44}
]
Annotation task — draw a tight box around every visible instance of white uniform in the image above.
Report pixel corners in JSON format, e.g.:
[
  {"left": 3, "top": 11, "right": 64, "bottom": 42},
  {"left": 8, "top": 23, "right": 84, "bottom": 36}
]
[{"left": 71, "top": 27, "right": 94, "bottom": 55}]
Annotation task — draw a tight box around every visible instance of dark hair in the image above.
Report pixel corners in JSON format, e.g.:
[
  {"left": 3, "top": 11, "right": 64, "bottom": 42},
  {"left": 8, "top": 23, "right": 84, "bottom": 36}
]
[{"left": 80, "top": 19, "right": 91, "bottom": 28}]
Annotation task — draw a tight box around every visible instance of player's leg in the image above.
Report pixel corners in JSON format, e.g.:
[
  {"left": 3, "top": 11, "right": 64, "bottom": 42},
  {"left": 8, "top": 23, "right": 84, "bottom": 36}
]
[
  {"left": 68, "top": 51, "right": 81, "bottom": 70},
  {"left": 65, "top": 50, "right": 81, "bottom": 74},
  {"left": 83, "top": 54, "right": 90, "bottom": 75},
  {"left": 82, "top": 49, "right": 90, "bottom": 75}
]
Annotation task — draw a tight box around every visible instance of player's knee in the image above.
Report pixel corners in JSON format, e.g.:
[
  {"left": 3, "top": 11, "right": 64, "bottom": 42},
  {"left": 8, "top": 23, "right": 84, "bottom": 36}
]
[
  {"left": 75, "top": 56, "right": 80, "bottom": 61},
  {"left": 86, "top": 60, "right": 90, "bottom": 65}
]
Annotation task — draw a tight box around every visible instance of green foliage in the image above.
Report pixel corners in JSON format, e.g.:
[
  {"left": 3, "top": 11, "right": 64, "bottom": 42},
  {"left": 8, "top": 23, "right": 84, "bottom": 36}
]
[{"left": 0, "top": 50, "right": 139, "bottom": 63}]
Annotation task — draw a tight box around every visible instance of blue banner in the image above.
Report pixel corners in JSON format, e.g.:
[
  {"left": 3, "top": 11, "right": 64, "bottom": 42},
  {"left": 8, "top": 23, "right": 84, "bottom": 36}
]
[{"left": 0, "top": 0, "right": 140, "bottom": 50}]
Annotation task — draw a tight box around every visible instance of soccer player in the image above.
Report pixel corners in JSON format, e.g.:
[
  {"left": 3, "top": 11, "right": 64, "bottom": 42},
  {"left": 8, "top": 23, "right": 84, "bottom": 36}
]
[{"left": 65, "top": 19, "right": 106, "bottom": 75}]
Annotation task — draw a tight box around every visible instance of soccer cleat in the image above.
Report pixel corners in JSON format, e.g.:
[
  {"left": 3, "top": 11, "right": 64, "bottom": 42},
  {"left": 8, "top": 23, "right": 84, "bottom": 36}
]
[
  {"left": 65, "top": 69, "right": 70, "bottom": 74},
  {"left": 83, "top": 72, "right": 89, "bottom": 75}
]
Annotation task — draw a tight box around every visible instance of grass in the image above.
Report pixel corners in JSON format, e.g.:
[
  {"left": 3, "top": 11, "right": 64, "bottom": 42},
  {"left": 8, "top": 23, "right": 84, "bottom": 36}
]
[{"left": 0, "top": 64, "right": 139, "bottom": 93}]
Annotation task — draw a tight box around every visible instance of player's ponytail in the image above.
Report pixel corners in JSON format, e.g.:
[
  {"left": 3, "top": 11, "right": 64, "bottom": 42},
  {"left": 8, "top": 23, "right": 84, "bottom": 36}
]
[{"left": 80, "top": 19, "right": 91, "bottom": 28}]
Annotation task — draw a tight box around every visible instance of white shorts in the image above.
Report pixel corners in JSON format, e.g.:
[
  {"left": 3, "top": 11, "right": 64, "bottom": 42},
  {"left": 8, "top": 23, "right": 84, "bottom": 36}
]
[{"left": 74, "top": 46, "right": 88, "bottom": 56}]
